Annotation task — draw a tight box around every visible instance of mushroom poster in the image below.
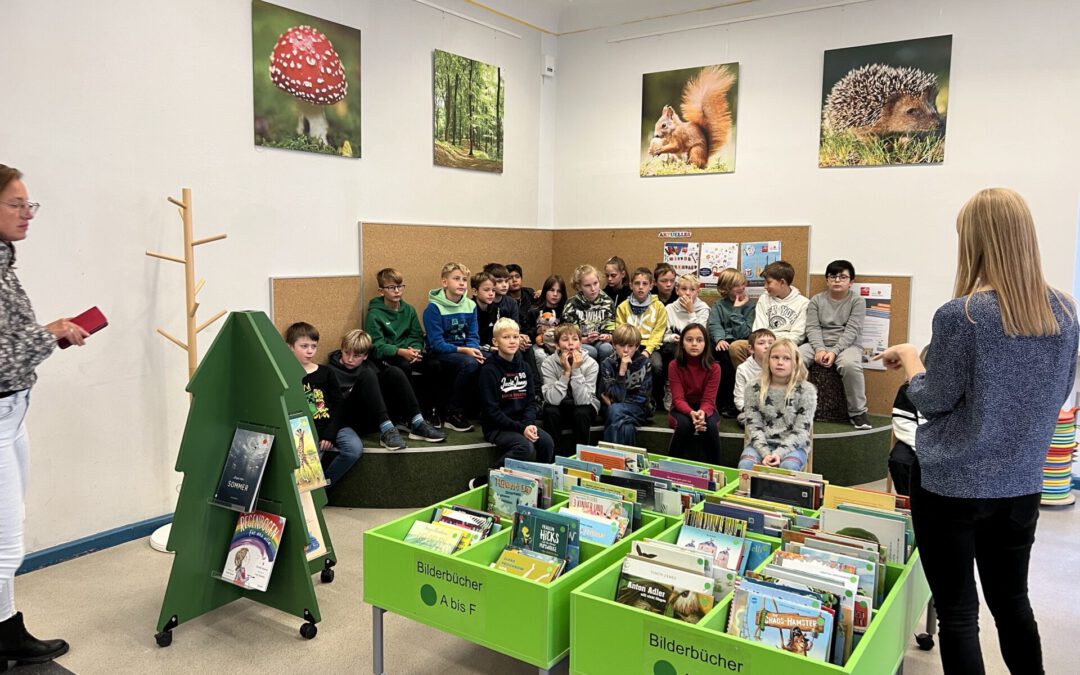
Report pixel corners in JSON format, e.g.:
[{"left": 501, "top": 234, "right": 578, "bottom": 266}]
[
  {"left": 252, "top": 0, "right": 361, "bottom": 158},
  {"left": 433, "top": 50, "right": 505, "bottom": 173}
]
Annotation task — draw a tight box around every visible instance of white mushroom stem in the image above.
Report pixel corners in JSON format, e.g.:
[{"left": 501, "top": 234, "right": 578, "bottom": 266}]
[{"left": 296, "top": 100, "right": 329, "bottom": 145}]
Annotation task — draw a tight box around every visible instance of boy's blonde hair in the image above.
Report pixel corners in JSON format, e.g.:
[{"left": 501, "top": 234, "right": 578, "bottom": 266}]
[
  {"left": 341, "top": 329, "right": 372, "bottom": 356},
  {"left": 676, "top": 273, "right": 699, "bottom": 289},
  {"left": 612, "top": 323, "right": 642, "bottom": 348},
  {"left": 554, "top": 323, "right": 581, "bottom": 342},
  {"left": 376, "top": 267, "right": 403, "bottom": 287},
  {"left": 441, "top": 262, "right": 470, "bottom": 278},
  {"left": 492, "top": 317, "right": 519, "bottom": 338},
  {"left": 572, "top": 264, "right": 600, "bottom": 291},
  {"left": 955, "top": 187, "right": 1074, "bottom": 336},
  {"left": 716, "top": 268, "right": 747, "bottom": 296},
  {"left": 757, "top": 338, "right": 807, "bottom": 406}
]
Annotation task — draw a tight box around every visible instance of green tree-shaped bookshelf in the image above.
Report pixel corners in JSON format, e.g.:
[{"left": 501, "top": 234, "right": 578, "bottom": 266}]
[{"left": 156, "top": 311, "right": 336, "bottom": 645}]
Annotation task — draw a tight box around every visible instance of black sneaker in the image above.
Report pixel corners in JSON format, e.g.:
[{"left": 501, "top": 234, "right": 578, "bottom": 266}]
[
  {"left": 380, "top": 428, "right": 408, "bottom": 450},
  {"left": 467, "top": 473, "right": 489, "bottom": 490},
  {"left": 445, "top": 412, "right": 474, "bottom": 433},
  {"left": 409, "top": 421, "right": 448, "bottom": 443},
  {"left": 720, "top": 406, "right": 740, "bottom": 419},
  {"left": 429, "top": 411, "right": 443, "bottom": 429},
  {"left": 850, "top": 413, "right": 872, "bottom": 430}
]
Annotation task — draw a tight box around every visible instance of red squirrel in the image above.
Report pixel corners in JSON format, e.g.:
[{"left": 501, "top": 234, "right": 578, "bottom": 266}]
[{"left": 648, "top": 65, "right": 736, "bottom": 169}]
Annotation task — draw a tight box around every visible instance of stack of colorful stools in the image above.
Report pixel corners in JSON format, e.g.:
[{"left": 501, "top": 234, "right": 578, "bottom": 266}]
[{"left": 1042, "top": 407, "right": 1077, "bottom": 506}]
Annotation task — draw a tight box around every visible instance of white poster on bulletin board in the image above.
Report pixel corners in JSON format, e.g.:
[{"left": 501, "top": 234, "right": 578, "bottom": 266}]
[
  {"left": 855, "top": 283, "right": 892, "bottom": 370},
  {"left": 663, "top": 242, "right": 700, "bottom": 278},
  {"left": 699, "top": 243, "right": 739, "bottom": 287}
]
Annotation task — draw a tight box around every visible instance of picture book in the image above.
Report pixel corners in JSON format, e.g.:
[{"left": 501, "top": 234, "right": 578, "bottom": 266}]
[
  {"left": 504, "top": 460, "right": 558, "bottom": 504},
  {"left": 584, "top": 443, "right": 649, "bottom": 472},
  {"left": 512, "top": 505, "right": 581, "bottom": 569},
  {"left": 501, "top": 467, "right": 552, "bottom": 508},
  {"left": 289, "top": 415, "right": 328, "bottom": 493},
  {"left": 555, "top": 455, "right": 604, "bottom": 476},
  {"left": 486, "top": 470, "right": 541, "bottom": 520},
  {"left": 299, "top": 490, "right": 327, "bottom": 561},
  {"left": 676, "top": 524, "right": 746, "bottom": 572},
  {"left": 743, "top": 539, "right": 774, "bottom": 573},
  {"left": 653, "top": 488, "right": 687, "bottom": 515},
  {"left": 556, "top": 508, "right": 620, "bottom": 545},
  {"left": 819, "top": 508, "right": 907, "bottom": 564},
  {"left": 492, "top": 546, "right": 564, "bottom": 583},
  {"left": 748, "top": 474, "right": 819, "bottom": 509},
  {"left": 789, "top": 543, "right": 879, "bottom": 605},
  {"left": 599, "top": 473, "right": 657, "bottom": 510},
  {"left": 212, "top": 426, "right": 275, "bottom": 512},
  {"left": 730, "top": 588, "right": 833, "bottom": 662},
  {"left": 649, "top": 468, "right": 713, "bottom": 491},
  {"left": 631, "top": 539, "right": 712, "bottom": 576},
  {"left": 655, "top": 458, "right": 713, "bottom": 481},
  {"left": 727, "top": 580, "right": 825, "bottom": 639},
  {"left": 567, "top": 490, "right": 631, "bottom": 538},
  {"left": 703, "top": 502, "right": 768, "bottom": 535},
  {"left": 221, "top": 511, "right": 285, "bottom": 592},
  {"left": 597, "top": 440, "right": 650, "bottom": 462},
  {"left": 577, "top": 446, "right": 630, "bottom": 471},
  {"left": 823, "top": 484, "right": 896, "bottom": 511},
  {"left": 757, "top": 564, "right": 856, "bottom": 663},
  {"left": 404, "top": 520, "right": 464, "bottom": 554},
  {"left": 684, "top": 510, "right": 749, "bottom": 538},
  {"left": 616, "top": 556, "right": 715, "bottom": 624}
]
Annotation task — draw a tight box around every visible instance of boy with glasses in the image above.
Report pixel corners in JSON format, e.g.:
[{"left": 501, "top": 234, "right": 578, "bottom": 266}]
[{"left": 799, "top": 259, "right": 870, "bottom": 429}]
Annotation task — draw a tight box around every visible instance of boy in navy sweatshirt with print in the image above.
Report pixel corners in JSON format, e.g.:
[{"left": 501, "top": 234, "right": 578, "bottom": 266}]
[
  {"left": 599, "top": 324, "right": 653, "bottom": 446},
  {"left": 469, "top": 318, "right": 555, "bottom": 488}
]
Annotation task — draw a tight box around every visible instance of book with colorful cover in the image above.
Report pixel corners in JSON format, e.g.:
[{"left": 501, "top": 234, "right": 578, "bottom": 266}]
[
  {"left": 676, "top": 524, "right": 746, "bottom": 572},
  {"left": 729, "top": 587, "right": 833, "bottom": 663},
  {"left": 596, "top": 440, "right": 650, "bottom": 467},
  {"left": 742, "top": 539, "right": 774, "bottom": 573},
  {"left": 755, "top": 564, "right": 857, "bottom": 662},
  {"left": 486, "top": 470, "right": 541, "bottom": 520},
  {"left": 819, "top": 507, "right": 907, "bottom": 564},
  {"left": 221, "top": 511, "right": 286, "bottom": 592},
  {"left": 555, "top": 455, "right": 604, "bottom": 476},
  {"left": 512, "top": 505, "right": 581, "bottom": 569},
  {"left": 568, "top": 489, "right": 632, "bottom": 538},
  {"left": 655, "top": 458, "right": 714, "bottom": 481},
  {"left": 501, "top": 467, "right": 552, "bottom": 508},
  {"left": 823, "top": 484, "right": 896, "bottom": 511},
  {"left": 631, "top": 539, "right": 713, "bottom": 576},
  {"left": 404, "top": 520, "right": 464, "bottom": 554},
  {"left": 289, "top": 415, "right": 328, "bottom": 493},
  {"left": 649, "top": 468, "right": 713, "bottom": 491},
  {"left": 212, "top": 426, "right": 275, "bottom": 512},
  {"left": 492, "top": 546, "right": 564, "bottom": 583},
  {"left": 789, "top": 543, "right": 879, "bottom": 605},
  {"left": 578, "top": 446, "right": 630, "bottom": 471},
  {"left": 557, "top": 507, "right": 620, "bottom": 545},
  {"left": 616, "top": 556, "right": 715, "bottom": 624},
  {"left": 299, "top": 490, "right": 327, "bottom": 561}
]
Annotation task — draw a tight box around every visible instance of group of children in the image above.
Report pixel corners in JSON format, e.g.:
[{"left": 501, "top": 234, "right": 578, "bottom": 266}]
[{"left": 283, "top": 256, "right": 875, "bottom": 488}]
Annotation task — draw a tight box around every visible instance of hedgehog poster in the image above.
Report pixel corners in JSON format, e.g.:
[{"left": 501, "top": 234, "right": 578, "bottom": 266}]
[
  {"left": 252, "top": 0, "right": 361, "bottom": 158},
  {"left": 641, "top": 63, "right": 739, "bottom": 176},
  {"left": 819, "top": 35, "right": 951, "bottom": 167}
]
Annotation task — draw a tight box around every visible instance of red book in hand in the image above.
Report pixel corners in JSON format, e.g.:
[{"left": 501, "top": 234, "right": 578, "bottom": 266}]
[{"left": 59, "top": 306, "right": 108, "bottom": 349}]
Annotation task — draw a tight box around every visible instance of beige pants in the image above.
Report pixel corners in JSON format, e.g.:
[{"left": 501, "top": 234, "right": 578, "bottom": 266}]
[{"left": 727, "top": 340, "right": 751, "bottom": 367}]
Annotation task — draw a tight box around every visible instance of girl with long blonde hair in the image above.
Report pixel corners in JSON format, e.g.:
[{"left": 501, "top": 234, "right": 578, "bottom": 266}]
[
  {"left": 878, "top": 187, "right": 1078, "bottom": 674},
  {"left": 738, "top": 339, "right": 817, "bottom": 471}
]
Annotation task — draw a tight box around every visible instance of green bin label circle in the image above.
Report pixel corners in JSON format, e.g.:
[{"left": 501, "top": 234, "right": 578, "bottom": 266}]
[
  {"left": 420, "top": 584, "right": 437, "bottom": 606},
  {"left": 653, "top": 660, "right": 676, "bottom": 675}
]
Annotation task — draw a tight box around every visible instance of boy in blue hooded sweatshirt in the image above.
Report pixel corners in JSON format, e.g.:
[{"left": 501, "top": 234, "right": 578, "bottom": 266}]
[{"left": 423, "top": 262, "right": 484, "bottom": 432}]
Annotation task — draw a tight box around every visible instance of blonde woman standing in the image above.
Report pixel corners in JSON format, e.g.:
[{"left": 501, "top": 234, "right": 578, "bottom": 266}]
[{"left": 879, "top": 188, "right": 1078, "bottom": 675}]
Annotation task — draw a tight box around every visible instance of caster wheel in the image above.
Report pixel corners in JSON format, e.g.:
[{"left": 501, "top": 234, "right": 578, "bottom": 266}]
[
  {"left": 300, "top": 622, "right": 318, "bottom": 640},
  {"left": 915, "top": 633, "right": 934, "bottom": 651},
  {"left": 155, "top": 630, "right": 173, "bottom": 647},
  {"left": 321, "top": 568, "right": 335, "bottom": 583}
]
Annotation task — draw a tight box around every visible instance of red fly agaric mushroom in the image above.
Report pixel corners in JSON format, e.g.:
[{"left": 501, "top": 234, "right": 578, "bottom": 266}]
[{"left": 268, "top": 25, "right": 348, "bottom": 145}]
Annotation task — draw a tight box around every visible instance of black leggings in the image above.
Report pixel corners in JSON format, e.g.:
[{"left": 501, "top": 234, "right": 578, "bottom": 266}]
[
  {"left": 542, "top": 402, "right": 595, "bottom": 453},
  {"left": 910, "top": 462, "right": 1043, "bottom": 674},
  {"left": 714, "top": 349, "right": 736, "bottom": 409},
  {"left": 343, "top": 361, "right": 422, "bottom": 431},
  {"left": 668, "top": 410, "right": 721, "bottom": 464}
]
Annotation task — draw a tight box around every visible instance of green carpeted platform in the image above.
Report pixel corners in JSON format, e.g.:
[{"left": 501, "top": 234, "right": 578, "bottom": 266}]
[{"left": 327, "top": 413, "right": 892, "bottom": 508}]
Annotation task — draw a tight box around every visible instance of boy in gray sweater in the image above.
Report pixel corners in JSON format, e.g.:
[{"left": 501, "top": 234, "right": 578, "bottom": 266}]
[{"left": 799, "top": 260, "right": 870, "bottom": 429}]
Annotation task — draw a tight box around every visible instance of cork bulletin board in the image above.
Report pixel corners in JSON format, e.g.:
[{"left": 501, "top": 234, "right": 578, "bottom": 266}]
[
  {"left": 548, "top": 226, "right": 811, "bottom": 293},
  {"left": 270, "top": 275, "right": 362, "bottom": 362},
  {"left": 360, "top": 223, "right": 554, "bottom": 318},
  {"left": 808, "top": 273, "right": 912, "bottom": 416}
]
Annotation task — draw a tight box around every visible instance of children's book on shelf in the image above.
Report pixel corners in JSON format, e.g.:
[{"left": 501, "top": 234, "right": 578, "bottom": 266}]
[
  {"left": 212, "top": 426, "right": 275, "bottom": 512},
  {"left": 568, "top": 487, "right": 632, "bottom": 538},
  {"left": 431, "top": 505, "right": 500, "bottom": 552},
  {"left": 819, "top": 507, "right": 908, "bottom": 564},
  {"left": 512, "top": 505, "right": 581, "bottom": 570},
  {"left": 486, "top": 469, "right": 541, "bottom": 520},
  {"left": 822, "top": 484, "right": 896, "bottom": 511},
  {"left": 555, "top": 455, "right": 604, "bottom": 476},
  {"left": 220, "top": 510, "right": 286, "bottom": 592},
  {"left": 728, "top": 583, "right": 834, "bottom": 663},
  {"left": 299, "top": 490, "right": 327, "bottom": 561},
  {"left": 616, "top": 555, "right": 715, "bottom": 624},
  {"left": 556, "top": 508, "right": 620, "bottom": 545},
  {"left": 404, "top": 520, "right": 464, "bottom": 554},
  {"left": 751, "top": 564, "right": 857, "bottom": 662},
  {"left": 492, "top": 546, "right": 565, "bottom": 583},
  {"left": 289, "top": 414, "right": 328, "bottom": 493},
  {"left": 631, "top": 539, "right": 713, "bottom": 577}
]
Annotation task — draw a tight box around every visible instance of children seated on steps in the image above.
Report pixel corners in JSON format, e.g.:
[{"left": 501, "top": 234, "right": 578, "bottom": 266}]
[{"left": 739, "top": 338, "right": 817, "bottom": 472}]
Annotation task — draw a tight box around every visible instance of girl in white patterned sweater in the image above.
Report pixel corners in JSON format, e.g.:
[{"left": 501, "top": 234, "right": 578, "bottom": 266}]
[{"left": 739, "top": 339, "right": 817, "bottom": 471}]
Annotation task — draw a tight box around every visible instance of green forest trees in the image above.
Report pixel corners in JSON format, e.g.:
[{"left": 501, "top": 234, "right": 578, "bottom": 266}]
[{"left": 433, "top": 50, "right": 504, "bottom": 171}]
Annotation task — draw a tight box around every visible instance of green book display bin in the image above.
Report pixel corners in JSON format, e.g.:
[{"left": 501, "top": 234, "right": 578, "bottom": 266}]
[
  {"left": 570, "top": 519, "right": 931, "bottom": 675},
  {"left": 364, "top": 486, "right": 667, "bottom": 672}
]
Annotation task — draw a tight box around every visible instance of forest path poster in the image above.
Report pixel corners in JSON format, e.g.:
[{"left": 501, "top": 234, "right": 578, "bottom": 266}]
[{"left": 433, "top": 49, "right": 505, "bottom": 173}]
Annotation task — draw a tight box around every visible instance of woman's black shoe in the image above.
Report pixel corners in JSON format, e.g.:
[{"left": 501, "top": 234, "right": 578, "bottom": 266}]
[{"left": 0, "top": 612, "right": 69, "bottom": 665}]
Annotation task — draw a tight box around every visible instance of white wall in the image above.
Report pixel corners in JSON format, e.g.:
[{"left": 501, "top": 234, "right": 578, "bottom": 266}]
[
  {"left": 0, "top": 0, "right": 547, "bottom": 551},
  {"left": 554, "top": 0, "right": 1080, "bottom": 347}
]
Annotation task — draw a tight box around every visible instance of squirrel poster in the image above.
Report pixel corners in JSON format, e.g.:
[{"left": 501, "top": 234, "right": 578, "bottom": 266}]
[
  {"left": 819, "top": 34, "right": 951, "bottom": 167},
  {"left": 640, "top": 63, "right": 739, "bottom": 176}
]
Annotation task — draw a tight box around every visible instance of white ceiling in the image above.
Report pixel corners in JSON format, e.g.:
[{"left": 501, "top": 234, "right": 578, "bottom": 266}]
[{"left": 474, "top": 0, "right": 762, "bottom": 35}]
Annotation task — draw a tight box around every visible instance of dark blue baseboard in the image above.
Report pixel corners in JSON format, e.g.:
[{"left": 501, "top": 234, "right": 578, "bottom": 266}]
[{"left": 17, "top": 513, "right": 174, "bottom": 575}]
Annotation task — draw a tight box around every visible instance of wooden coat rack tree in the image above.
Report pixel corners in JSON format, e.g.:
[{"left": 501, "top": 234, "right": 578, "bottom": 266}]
[{"left": 146, "top": 187, "right": 228, "bottom": 377}]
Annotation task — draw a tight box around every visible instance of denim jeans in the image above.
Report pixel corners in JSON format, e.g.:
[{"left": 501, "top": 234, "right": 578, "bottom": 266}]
[
  {"left": 487, "top": 428, "right": 555, "bottom": 467},
  {"left": 738, "top": 443, "right": 806, "bottom": 471},
  {"left": 603, "top": 402, "right": 649, "bottom": 445},
  {"left": 581, "top": 342, "right": 614, "bottom": 363},
  {"left": 0, "top": 390, "right": 31, "bottom": 622},
  {"left": 320, "top": 427, "right": 364, "bottom": 486},
  {"left": 430, "top": 351, "right": 480, "bottom": 412},
  {"left": 911, "top": 462, "right": 1043, "bottom": 674}
]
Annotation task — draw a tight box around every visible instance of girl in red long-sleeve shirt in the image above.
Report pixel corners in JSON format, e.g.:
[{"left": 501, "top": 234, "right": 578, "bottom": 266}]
[{"left": 667, "top": 323, "right": 722, "bottom": 463}]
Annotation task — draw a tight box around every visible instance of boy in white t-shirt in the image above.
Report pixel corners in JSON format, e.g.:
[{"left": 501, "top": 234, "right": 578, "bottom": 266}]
[{"left": 733, "top": 328, "right": 775, "bottom": 421}]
